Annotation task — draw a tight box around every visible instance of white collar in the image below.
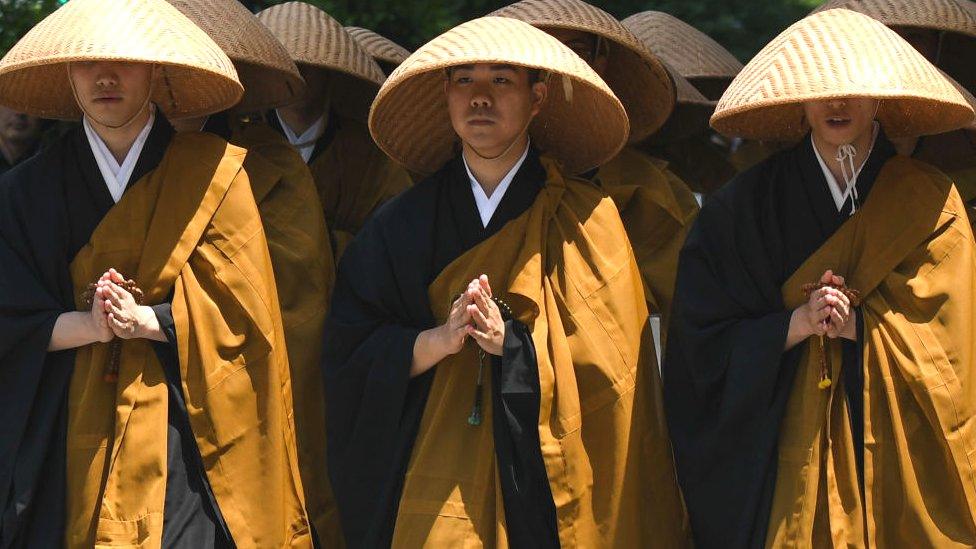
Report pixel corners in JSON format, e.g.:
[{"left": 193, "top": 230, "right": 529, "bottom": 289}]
[
  {"left": 82, "top": 107, "right": 156, "bottom": 204},
  {"left": 810, "top": 122, "right": 879, "bottom": 214},
  {"left": 276, "top": 110, "right": 326, "bottom": 164},
  {"left": 463, "top": 141, "right": 531, "bottom": 228}
]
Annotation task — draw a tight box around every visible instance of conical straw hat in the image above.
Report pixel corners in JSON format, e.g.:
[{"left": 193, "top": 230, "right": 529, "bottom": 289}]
[
  {"left": 165, "top": 0, "right": 305, "bottom": 112},
  {"left": 257, "top": 2, "right": 385, "bottom": 119},
  {"left": 0, "top": 0, "right": 242, "bottom": 120},
  {"left": 489, "top": 0, "right": 675, "bottom": 143},
  {"left": 369, "top": 16, "right": 628, "bottom": 176},
  {"left": 345, "top": 26, "right": 411, "bottom": 67},
  {"left": 648, "top": 63, "right": 716, "bottom": 143},
  {"left": 622, "top": 11, "right": 742, "bottom": 101},
  {"left": 711, "top": 8, "right": 975, "bottom": 141},
  {"left": 811, "top": 0, "right": 976, "bottom": 38},
  {"left": 945, "top": 70, "right": 976, "bottom": 130}
]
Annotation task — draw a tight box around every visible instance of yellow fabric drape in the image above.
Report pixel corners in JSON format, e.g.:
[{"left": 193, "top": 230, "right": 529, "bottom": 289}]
[
  {"left": 767, "top": 157, "right": 976, "bottom": 548},
  {"left": 67, "top": 133, "right": 311, "bottom": 548},
  {"left": 308, "top": 114, "right": 412, "bottom": 261},
  {"left": 592, "top": 146, "right": 699, "bottom": 343},
  {"left": 230, "top": 120, "right": 341, "bottom": 547},
  {"left": 390, "top": 158, "right": 690, "bottom": 548}
]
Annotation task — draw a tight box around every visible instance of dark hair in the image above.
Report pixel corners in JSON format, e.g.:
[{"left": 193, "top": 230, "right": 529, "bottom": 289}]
[{"left": 444, "top": 64, "right": 546, "bottom": 84}]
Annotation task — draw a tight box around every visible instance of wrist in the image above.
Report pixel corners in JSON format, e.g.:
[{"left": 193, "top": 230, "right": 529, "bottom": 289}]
[
  {"left": 134, "top": 305, "right": 161, "bottom": 340},
  {"left": 792, "top": 305, "right": 813, "bottom": 339}
]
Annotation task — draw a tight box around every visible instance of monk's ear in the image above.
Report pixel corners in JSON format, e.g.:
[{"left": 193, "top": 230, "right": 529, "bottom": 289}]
[{"left": 530, "top": 81, "right": 548, "bottom": 116}]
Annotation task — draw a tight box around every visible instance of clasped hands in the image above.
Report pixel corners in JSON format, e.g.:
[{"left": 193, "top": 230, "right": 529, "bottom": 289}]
[
  {"left": 411, "top": 274, "right": 506, "bottom": 378},
  {"left": 440, "top": 274, "right": 506, "bottom": 357},
  {"left": 796, "top": 269, "right": 856, "bottom": 341},
  {"left": 88, "top": 268, "right": 162, "bottom": 343}
]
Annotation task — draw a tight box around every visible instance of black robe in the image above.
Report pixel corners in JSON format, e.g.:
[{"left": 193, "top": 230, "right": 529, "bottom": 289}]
[
  {"left": 0, "top": 116, "right": 231, "bottom": 548},
  {"left": 322, "top": 149, "right": 558, "bottom": 548},
  {"left": 663, "top": 132, "right": 896, "bottom": 549}
]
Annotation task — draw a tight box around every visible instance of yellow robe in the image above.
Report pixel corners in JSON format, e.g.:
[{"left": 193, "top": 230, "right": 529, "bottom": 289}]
[
  {"left": 592, "top": 146, "right": 699, "bottom": 344},
  {"left": 308, "top": 114, "right": 412, "bottom": 261},
  {"left": 66, "top": 134, "right": 311, "bottom": 548},
  {"left": 390, "top": 158, "right": 690, "bottom": 547},
  {"left": 229, "top": 120, "right": 342, "bottom": 547},
  {"left": 768, "top": 157, "right": 976, "bottom": 547}
]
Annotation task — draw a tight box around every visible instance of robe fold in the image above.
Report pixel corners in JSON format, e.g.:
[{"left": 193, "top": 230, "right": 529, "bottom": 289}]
[
  {"left": 0, "top": 124, "right": 312, "bottom": 548},
  {"left": 269, "top": 112, "right": 412, "bottom": 262},
  {"left": 211, "top": 116, "right": 340, "bottom": 547},
  {"left": 0, "top": 118, "right": 230, "bottom": 548},
  {"left": 324, "top": 151, "right": 689, "bottom": 548},
  {"left": 590, "top": 146, "right": 699, "bottom": 344},
  {"left": 666, "top": 133, "right": 976, "bottom": 548}
]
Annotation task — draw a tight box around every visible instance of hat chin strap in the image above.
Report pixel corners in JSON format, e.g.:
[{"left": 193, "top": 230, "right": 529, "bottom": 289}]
[
  {"left": 464, "top": 115, "right": 534, "bottom": 162},
  {"left": 68, "top": 63, "right": 157, "bottom": 130}
]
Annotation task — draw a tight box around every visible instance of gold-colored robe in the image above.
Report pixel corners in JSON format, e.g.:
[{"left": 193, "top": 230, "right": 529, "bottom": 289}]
[
  {"left": 592, "top": 146, "right": 699, "bottom": 343},
  {"left": 390, "top": 158, "right": 690, "bottom": 547},
  {"left": 768, "top": 157, "right": 976, "bottom": 547},
  {"left": 228, "top": 120, "right": 341, "bottom": 547},
  {"left": 66, "top": 133, "right": 311, "bottom": 548},
  {"left": 308, "top": 114, "right": 412, "bottom": 261}
]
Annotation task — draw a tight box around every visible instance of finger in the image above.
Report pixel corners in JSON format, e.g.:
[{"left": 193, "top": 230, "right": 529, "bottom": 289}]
[
  {"left": 108, "top": 268, "right": 126, "bottom": 284},
  {"left": 469, "top": 286, "right": 491, "bottom": 315},
  {"left": 465, "top": 324, "right": 492, "bottom": 344},
  {"left": 821, "top": 270, "right": 833, "bottom": 284},
  {"left": 832, "top": 274, "right": 845, "bottom": 287},
  {"left": 468, "top": 304, "right": 490, "bottom": 331},
  {"left": 828, "top": 308, "right": 845, "bottom": 330},
  {"left": 479, "top": 274, "right": 493, "bottom": 298}
]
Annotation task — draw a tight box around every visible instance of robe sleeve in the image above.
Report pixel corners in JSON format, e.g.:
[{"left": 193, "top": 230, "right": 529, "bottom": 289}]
[
  {"left": 0, "top": 182, "right": 72, "bottom": 547},
  {"left": 491, "top": 319, "right": 558, "bottom": 547},
  {"left": 663, "top": 193, "right": 802, "bottom": 549},
  {"left": 321, "top": 217, "right": 428, "bottom": 545}
]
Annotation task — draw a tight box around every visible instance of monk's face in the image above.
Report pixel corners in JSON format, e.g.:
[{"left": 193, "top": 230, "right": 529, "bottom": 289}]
[
  {"left": 68, "top": 61, "right": 153, "bottom": 127},
  {"left": 547, "top": 28, "right": 608, "bottom": 76},
  {"left": 0, "top": 106, "right": 42, "bottom": 145},
  {"left": 445, "top": 64, "right": 547, "bottom": 156},
  {"left": 803, "top": 97, "right": 879, "bottom": 148}
]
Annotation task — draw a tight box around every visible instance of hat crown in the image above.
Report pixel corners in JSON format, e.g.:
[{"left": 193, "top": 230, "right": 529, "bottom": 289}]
[
  {"left": 812, "top": 0, "right": 976, "bottom": 37},
  {"left": 345, "top": 26, "right": 411, "bottom": 66},
  {"left": 489, "top": 0, "right": 676, "bottom": 142},
  {"left": 712, "top": 8, "right": 974, "bottom": 139},
  {"left": 165, "top": 0, "right": 304, "bottom": 111},
  {"left": 256, "top": 1, "right": 384, "bottom": 86},
  {"left": 621, "top": 11, "right": 742, "bottom": 81}
]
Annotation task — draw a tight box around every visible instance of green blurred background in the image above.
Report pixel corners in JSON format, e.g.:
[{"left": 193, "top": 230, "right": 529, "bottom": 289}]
[{"left": 1, "top": 0, "right": 822, "bottom": 65}]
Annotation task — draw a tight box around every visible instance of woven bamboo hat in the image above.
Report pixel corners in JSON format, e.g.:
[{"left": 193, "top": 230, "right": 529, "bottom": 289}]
[
  {"left": 369, "top": 16, "right": 628, "bottom": 176},
  {"left": 0, "top": 0, "right": 242, "bottom": 120},
  {"left": 812, "top": 0, "right": 976, "bottom": 38},
  {"left": 345, "top": 27, "right": 411, "bottom": 68},
  {"left": 621, "top": 11, "right": 742, "bottom": 101},
  {"left": 489, "top": 0, "right": 675, "bottom": 143},
  {"left": 711, "top": 9, "right": 975, "bottom": 141},
  {"left": 165, "top": 0, "right": 305, "bottom": 112},
  {"left": 257, "top": 2, "right": 385, "bottom": 118},
  {"left": 648, "top": 64, "right": 716, "bottom": 143}
]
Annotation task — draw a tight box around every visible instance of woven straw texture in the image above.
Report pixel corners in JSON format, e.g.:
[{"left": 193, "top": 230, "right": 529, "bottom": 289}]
[
  {"left": 0, "top": 0, "right": 242, "bottom": 120},
  {"left": 712, "top": 8, "right": 974, "bottom": 140},
  {"left": 345, "top": 26, "right": 411, "bottom": 67},
  {"left": 489, "top": 0, "right": 675, "bottom": 143},
  {"left": 257, "top": 2, "right": 385, "bottom": 119},
  {"left": 166, "top": 0, "right": 305, "bottom": 112},
  {"left": 622, "top": 11, "right": 742, "bottom": 85},
  {"left": 812, "top": 0, "right": 976, "bottom": 38},
  {"left": 369, "top": 16, "right": 628, "bottom": 176}
]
